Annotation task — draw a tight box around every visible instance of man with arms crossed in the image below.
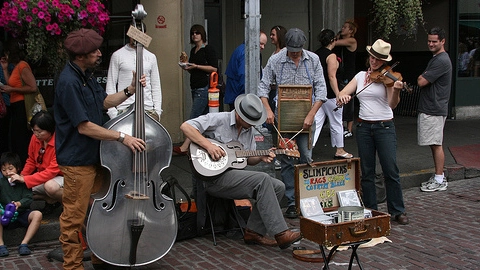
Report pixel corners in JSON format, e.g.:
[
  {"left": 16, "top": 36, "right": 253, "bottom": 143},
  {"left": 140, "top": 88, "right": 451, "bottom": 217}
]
[{"left": 418, "top": 27, "right": 452, "bottom": 192}]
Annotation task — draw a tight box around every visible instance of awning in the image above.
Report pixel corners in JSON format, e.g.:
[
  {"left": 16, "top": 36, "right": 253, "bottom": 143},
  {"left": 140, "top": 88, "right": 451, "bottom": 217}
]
[{"left": 460, "top": 20, "right": 480, "bottom": 29}]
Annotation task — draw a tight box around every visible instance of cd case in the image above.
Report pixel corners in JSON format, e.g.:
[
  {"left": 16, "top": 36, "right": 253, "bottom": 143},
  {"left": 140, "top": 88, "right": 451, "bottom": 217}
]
[
  {"left": 299, "top": 197, "right": 334, "bottom": 224},
  {"left": 337, "top": 189, "right": 362, "bottom": 207}
]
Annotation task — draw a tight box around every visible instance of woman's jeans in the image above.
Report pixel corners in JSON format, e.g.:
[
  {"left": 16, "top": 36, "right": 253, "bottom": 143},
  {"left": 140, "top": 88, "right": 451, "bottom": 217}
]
[
  {"left": 190, "top": 85, "right": 209, "bottom": 119},
  {"left": 356, "top": 121, "right": 405, "bottom": 216}
]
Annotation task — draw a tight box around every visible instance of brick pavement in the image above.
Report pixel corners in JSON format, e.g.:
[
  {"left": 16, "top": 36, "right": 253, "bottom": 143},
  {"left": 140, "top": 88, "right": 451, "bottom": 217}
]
[{"left": 1, "top": 177, "right": 479, "bottom": 269}]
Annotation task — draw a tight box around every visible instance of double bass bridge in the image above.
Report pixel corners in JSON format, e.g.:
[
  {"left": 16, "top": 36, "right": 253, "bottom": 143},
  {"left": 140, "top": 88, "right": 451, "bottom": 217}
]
[{"left": 125, "top": 191, "right": 150, "bottom": 200}]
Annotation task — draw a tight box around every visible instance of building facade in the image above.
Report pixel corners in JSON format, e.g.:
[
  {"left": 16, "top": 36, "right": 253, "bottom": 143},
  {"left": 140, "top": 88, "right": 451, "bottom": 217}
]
[{"left": 1, "top": 0, "right": 478, "bottom": 144}]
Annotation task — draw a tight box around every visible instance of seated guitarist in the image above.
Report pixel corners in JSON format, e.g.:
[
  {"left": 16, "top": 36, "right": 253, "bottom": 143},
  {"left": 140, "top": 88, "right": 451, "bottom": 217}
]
[{"left": 180, "top": 93, "right": 302, "bottom": 249}]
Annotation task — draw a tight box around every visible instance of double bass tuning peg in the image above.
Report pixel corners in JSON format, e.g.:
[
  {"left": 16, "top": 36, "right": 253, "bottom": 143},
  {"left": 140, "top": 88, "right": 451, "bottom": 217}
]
[{"left": 132, "top": 4, "right": 147, "bottom": 20}]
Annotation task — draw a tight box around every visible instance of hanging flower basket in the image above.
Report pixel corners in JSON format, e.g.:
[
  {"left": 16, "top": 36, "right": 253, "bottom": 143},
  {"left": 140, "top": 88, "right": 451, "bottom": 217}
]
[
  {"left": 0, "top": 0, "right": 110, "bottom": 73},
  {"left": 371, "top": 0, "right": 425, "bottom": 40}
]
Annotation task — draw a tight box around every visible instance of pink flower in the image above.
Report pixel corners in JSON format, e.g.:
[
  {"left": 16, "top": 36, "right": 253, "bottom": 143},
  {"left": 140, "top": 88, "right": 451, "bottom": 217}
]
[
  {"left": 71, "top": 0, "right": 80, "bottom": 8},
  {"left": 78, "top": 10, "right": 87, "bottom": 19},
  {"left": 37, "top": 11, "right": 44, "bottom": 19},
  {"left": 25, "top": 15, "right": 32, "bottom": 22},
  {"left": 32, "top": 7, "right": 38, "bottom": 14},
  {"left": 37, "top": 1, "right": 45, "bottom": 9},
  {"left": 43, "top": 15, "right": 51, "bottom": 23}
]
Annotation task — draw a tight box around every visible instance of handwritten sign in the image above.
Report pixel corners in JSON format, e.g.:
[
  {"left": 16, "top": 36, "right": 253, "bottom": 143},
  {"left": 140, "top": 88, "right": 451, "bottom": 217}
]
[
  {"left": 127, "top": 25, "right": 152, "bottom": 47},
  {"left": 295, "top": 159, "right": 360, "bottom": 210}
]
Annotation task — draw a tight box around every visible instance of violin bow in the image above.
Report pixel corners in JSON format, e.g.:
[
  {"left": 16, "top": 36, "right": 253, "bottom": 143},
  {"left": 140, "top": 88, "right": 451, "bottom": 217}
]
[{"left": 333, "top": 61, "right": 399, "bottom": 112}]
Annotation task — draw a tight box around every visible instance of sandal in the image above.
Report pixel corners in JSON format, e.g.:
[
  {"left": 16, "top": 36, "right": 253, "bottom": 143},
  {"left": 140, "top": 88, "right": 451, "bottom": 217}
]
[
  {"left": 334, "top": 152, "right": 354, "bottom": 159},
  {"left": 18, "top": 244, "right": 31, "bottom": 256},
  {"left": 0, "top": 245, "right": 8, "bottom": 257}
]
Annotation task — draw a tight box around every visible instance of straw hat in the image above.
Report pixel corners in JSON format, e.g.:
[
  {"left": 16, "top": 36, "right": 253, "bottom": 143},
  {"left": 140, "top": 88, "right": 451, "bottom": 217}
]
[{"left": 366, "top": 39, "right": 392, "bottom": 61}]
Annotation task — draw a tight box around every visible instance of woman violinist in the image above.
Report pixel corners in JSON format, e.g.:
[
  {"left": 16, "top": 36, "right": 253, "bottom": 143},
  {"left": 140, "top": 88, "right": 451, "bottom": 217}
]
[{"left": 337, "top": 39, "right": 409, "bottom": 225}]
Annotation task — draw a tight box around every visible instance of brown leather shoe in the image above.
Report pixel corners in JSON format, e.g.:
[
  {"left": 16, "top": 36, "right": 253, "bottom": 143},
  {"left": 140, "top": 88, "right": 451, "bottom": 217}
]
[
  {"left": 244, "top": 228, "right": 278, "bottom": 246},
  {"left": 395, "top": 213, "right": 409, "bottom": 225},
  {"left": 275, "top": 229, "right": 302, "bottom": 249}
]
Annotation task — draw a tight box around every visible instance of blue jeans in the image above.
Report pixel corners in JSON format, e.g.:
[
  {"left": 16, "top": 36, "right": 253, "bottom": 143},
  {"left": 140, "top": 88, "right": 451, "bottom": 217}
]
[
  {"left": 189, "top": 85, "right": 209, "bottom": 119},
  {"left": 356, "top": 121, "right": 405, "bottom": 216},
  {"left": 280, "top": 133, "right": 312, "bottom": 206}
]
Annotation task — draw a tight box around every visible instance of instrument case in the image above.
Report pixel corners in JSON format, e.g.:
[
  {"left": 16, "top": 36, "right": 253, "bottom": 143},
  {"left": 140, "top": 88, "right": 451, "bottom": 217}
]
[{"left": 295, "top": 158, "right": 390, "bottom": 247}]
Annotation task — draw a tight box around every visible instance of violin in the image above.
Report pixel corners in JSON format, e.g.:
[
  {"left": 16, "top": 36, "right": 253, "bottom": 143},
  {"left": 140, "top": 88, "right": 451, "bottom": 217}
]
[
  {"left": 370, "top": 65, "right": 412, "bottom": 92},
  {"left": 332, "top": 62, "right": 412, "bottom": 112}
]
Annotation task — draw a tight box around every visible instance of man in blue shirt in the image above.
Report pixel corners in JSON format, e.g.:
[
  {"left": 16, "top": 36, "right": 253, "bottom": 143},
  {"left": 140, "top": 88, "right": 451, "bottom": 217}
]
[
  {"left": 54, "top": 28, "right": 146, "bottom": 270},
  {"left": 224, "top": 31, "right": 268, "bottom": 110}
]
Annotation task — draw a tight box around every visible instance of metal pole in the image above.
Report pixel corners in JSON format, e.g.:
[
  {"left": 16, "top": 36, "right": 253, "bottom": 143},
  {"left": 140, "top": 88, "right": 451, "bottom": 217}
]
[{"left": 244, "top": 0, "right": 261, "bottom": 94}]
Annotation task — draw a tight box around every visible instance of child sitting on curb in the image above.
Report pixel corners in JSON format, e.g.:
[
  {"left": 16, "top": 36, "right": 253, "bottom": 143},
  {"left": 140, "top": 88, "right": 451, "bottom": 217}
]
[{"left": 0, "top": 152, "right": 42, "bottom": 257}]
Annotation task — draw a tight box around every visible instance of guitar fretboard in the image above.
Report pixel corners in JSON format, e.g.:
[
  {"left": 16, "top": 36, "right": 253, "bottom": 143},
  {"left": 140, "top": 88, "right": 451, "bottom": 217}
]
[{"left": 235, "top": 149, "right": 289, "bottom": 158}]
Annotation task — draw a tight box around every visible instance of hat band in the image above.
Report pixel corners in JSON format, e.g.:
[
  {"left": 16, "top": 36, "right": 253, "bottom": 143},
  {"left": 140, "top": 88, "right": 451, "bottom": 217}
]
[
  {"left": 240, "top": 104, "right": 261, "bottom": 122},
  {"left": 369, "top": 48, "right": 388, "bottom": 60}
]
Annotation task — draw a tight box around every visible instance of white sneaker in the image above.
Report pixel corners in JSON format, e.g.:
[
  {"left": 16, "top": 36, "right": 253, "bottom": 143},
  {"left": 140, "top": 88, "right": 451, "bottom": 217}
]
[
  {"left": 420, "top": 178, "right": 448, "bottom": 192},
  {"left": 344, "top": 131, "right": 353, "bottom": 138},
  {"left": 421, "top": 175, "right": 448, "bottom": 187},
  {"left": 274, "top": 160, "right": 281, "bottom": 170}
]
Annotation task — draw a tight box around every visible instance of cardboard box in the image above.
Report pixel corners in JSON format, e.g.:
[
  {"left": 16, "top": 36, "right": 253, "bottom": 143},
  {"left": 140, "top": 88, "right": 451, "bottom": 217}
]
[{"left": 295, "top": 158, "right": 391, "bottom": 247}]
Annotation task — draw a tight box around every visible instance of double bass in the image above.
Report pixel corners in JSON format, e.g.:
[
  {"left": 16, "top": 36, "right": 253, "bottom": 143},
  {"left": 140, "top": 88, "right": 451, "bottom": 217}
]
[{"left": 86, "top": 5, "right": 177, "bottom": 266}]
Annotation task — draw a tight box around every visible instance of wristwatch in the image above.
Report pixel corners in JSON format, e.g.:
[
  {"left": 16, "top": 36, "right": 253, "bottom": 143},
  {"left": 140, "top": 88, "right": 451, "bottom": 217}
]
[
  {"left": 117, "top": 132, "right": 126, "bottom": 143},
  {"left": 124, "top": 87, "right": 133, "bottom": 97}
]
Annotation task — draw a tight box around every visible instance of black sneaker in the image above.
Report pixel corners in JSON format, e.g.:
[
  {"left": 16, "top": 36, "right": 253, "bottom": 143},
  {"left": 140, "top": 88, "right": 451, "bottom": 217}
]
[
  {"left": 41, "top": 202, "right": 62, "bottom": 215},
  {"left": 284, "top": 205, "right": 298, "bottom": 219}
]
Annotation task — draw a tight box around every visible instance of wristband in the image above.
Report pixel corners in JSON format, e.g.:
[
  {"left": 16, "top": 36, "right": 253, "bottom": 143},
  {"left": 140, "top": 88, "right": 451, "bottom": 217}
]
[
  {"left": 124, "top": 87, "right": 133, "bottom": 97},
  {"left": 117, "top": 132, "right": 125, "bottom": 143}
]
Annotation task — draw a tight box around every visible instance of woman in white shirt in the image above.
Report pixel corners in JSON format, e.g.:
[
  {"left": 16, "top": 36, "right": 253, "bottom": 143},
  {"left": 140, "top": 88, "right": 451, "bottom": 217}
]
[{"left": 337, "top": 39, "right": 409, "bottom": 225}]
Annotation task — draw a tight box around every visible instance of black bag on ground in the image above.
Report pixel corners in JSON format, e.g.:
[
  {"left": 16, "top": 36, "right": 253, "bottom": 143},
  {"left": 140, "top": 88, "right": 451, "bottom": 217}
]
[{"left": 162, "top": 176, "right": 198, "bottom": 241}]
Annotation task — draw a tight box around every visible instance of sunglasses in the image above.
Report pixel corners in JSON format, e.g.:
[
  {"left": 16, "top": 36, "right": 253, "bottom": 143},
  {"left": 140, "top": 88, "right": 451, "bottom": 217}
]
[
  {"left": 37, "top": 147, "right": 45, "bottom": 164},
  {"left": 191, "top": 31, "right": 201, "bottom": 36}
]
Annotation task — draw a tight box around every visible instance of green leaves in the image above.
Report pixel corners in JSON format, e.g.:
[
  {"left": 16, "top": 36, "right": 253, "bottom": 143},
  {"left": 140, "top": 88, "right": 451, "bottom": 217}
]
[{"left": 371, "top": 0, "right": 425, "bottom": 40}]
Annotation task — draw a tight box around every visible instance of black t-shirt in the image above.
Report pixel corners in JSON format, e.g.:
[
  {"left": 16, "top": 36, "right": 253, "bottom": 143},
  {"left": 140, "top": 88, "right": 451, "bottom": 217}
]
[
  {"left": 333, "top": 46, "right": 356, "bottom": 81},
  {"left": 314, "top": 47, "right": 336, "bottom": 99},
  {"left": 188, "top": 44, "right": 218, "bottom": 89}
]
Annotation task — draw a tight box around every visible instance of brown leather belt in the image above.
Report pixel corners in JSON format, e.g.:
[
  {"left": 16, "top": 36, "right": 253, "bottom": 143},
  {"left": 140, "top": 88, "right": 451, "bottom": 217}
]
[{"left": 357, "top": 118, "right": 393, "bottom": 124}]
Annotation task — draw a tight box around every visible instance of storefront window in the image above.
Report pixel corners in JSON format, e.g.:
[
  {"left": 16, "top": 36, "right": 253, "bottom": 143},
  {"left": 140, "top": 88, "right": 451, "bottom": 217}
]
[{"left": 458, "top": 0, "right": 480, "bottom": 77}]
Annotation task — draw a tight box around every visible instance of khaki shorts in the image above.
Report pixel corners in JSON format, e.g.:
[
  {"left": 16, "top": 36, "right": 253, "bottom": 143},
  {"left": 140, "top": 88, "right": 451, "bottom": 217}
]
[
  {"left": 32, "top": 175, "right": 64, "bottom": 196},
  {"left": 417, "top": 113, "right": 446, "bottom": 146}
]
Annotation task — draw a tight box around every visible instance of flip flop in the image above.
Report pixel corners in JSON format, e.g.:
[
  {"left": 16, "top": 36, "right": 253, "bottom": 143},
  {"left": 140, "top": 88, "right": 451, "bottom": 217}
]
[{"left": 334, "top": 153, "right": 354, "bottom": 159}]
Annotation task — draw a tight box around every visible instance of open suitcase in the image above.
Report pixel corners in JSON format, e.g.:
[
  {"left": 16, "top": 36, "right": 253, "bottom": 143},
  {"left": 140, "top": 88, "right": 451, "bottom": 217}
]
[{"left": 295, "top": 158, "right": 391, "bottom": 268}]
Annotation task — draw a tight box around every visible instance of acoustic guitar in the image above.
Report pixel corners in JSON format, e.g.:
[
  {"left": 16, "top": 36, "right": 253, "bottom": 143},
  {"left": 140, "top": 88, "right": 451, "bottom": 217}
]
[{"left": 189, "top": 138, "right": 300, "bottom": 178}]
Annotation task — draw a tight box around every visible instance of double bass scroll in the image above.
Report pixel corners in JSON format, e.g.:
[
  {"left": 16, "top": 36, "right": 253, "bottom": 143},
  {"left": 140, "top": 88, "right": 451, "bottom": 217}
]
[{"left": 86, "top": 4, "right": 177, "bottom": 267}]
